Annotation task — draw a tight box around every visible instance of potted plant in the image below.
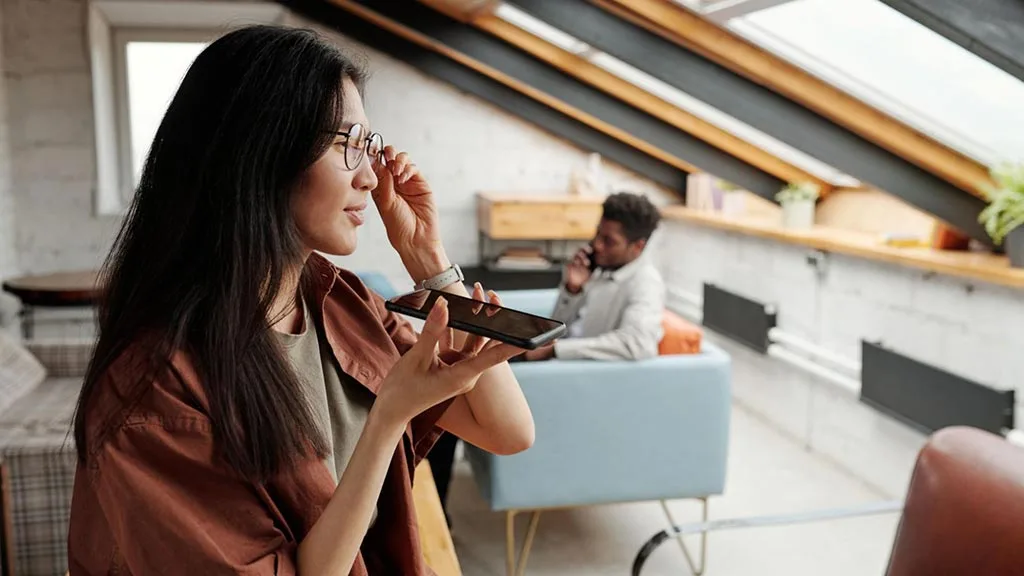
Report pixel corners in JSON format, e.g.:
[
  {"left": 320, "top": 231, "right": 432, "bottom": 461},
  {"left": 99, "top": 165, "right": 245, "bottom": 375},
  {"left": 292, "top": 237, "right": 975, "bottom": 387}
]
[
  {"left": 775, "top": 181, "right": 820, "bottom": 230},
  {"left": 979, "top": 162, "right": 1024, "bottom": 267}
]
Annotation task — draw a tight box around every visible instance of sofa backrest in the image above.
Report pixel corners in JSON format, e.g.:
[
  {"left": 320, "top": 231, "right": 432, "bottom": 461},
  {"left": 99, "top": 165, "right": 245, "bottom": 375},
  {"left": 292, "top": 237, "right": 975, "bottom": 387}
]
[{"left": 886, "top": 426, "right": 1024, "bottom": 575}]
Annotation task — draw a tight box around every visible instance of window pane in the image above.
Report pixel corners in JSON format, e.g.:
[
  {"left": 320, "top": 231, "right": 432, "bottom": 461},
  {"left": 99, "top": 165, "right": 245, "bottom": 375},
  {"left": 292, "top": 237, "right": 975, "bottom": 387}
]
[
  {"left": 494, "top": 4, "right": 591, "bottom": 54},
  {"left": 497, "top": 4, "right": 858, "bottom": 186},
  {"left": 730, "top": 0, "right": 1024, "bottom": 165},
  {"left": 125, "top": 41, "right": 207, "bottom": 184},
  {"left": 589, "top": 52, "right": 858, "bottom": 186}
]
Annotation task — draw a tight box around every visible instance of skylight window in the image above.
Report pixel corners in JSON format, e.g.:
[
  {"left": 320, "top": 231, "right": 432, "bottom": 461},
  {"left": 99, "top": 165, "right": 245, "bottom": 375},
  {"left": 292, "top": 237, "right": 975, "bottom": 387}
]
[
  {"left": 494, "top": 4, "right": 591, "bottom": 55},
  {"left": 728, "top": 0, "right": 1024, "bottom": 165},
  {"left": 497, "top": 3, "right": 859, "bottom": 186}
]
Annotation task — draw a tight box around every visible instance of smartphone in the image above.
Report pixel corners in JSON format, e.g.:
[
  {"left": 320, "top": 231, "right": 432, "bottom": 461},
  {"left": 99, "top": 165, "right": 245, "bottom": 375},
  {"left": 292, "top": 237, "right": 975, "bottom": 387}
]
[
  {"left": 385, "top": 289, "right": 567, "bottom": 350},
  {"left": 586, "top": 243, "right": 599, "bottom": 272}
]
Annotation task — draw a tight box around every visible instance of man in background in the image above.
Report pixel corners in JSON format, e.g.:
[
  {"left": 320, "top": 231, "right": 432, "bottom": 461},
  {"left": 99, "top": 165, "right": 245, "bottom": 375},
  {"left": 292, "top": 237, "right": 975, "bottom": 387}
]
[
  {"left": 523, "top": 191, "right": 665, "bottom": 361},
  {"left": 429, "top": 193, "right": 665, "bottom": 526}
]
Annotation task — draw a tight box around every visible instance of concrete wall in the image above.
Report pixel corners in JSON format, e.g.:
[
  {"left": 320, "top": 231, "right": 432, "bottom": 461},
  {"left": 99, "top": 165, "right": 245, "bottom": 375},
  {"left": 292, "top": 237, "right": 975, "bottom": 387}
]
[
  {"left": 0, "top": 0, "right": 671, "bottom": 290},
  {"left": 0, "top": 3, "right": 18, "bottom": 330},
  {"left": 285, "top": 12, "right": 675, "bottom": 288},
  {"left": 652, "top": 219, "right": 1024, "bottom": 491},
  {"left": 2, "top": 0, "right": 122, "bottom": 277}
]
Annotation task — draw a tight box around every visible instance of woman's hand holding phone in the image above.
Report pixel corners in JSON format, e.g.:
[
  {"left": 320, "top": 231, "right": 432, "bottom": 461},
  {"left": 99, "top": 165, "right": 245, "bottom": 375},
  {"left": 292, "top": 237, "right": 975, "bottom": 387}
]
[
  {"left": 375, "top": 293, "right": 523, "bottom": 427},
  {"left": 564, "top": 247, "right": 594, "bottom": 294}
]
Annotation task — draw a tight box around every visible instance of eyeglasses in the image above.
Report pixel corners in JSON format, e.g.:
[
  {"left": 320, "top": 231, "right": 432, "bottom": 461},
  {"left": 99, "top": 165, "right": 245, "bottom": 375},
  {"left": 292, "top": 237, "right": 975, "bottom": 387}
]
[{"left": 333, "top": 123, "right": 384, "bottom": 171}]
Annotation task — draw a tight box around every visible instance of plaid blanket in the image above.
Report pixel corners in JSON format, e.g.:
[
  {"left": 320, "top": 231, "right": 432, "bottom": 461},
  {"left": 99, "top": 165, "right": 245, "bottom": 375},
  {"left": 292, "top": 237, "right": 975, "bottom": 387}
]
[
  {"left": 0, "top": 378, "right": 79, "bottom": 576},
  {"left": 23, "top": 339, "right": 94, "bottom": 380}
]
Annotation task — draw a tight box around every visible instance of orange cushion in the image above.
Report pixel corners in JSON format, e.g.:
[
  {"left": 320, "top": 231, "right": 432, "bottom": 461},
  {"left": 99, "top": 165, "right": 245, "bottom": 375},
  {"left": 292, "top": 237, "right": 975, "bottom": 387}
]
[{"left": 659, "top": 309, "right": 702, "bottom": 355}]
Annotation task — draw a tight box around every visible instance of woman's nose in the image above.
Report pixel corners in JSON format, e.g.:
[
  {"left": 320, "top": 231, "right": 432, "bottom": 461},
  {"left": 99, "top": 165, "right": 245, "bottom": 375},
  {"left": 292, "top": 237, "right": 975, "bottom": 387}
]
[{"left": 353, "top": 156, "right": 378, "bottom": 192}]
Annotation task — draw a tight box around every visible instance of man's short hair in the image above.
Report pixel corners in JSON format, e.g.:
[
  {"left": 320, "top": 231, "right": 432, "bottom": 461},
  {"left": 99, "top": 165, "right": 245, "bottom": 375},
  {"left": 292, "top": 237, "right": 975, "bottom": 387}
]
[{"left": 601, "top": 192, "right": 661, "bottom": 243}]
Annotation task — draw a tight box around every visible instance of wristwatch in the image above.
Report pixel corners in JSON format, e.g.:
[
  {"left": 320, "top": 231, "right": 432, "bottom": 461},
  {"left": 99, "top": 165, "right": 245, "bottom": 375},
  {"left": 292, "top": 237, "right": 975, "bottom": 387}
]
[{"left": 415, "top": 264, "right": 464, "bottom": 291}]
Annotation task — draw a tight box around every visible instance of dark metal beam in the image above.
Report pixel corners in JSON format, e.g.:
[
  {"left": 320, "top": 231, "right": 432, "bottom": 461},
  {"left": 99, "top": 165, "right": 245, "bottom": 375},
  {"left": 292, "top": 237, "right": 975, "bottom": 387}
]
[
  {"left": 878, "top": 0, "right": 1024, "bottom": 84},
  {"left": 509, "top": 0, "right": 992, "bottom": 245},
  {"left": 280, "top": 0, "right": 787, "bottom": 199},
  {"left": 281, "top": 0, "right": 685, "bottom": 191},
  {"left": 702, "top": 0, "right": 800, "bottom": 24},
  {"left": 362, "top": 0, "right": 787, "bottom": 199}
]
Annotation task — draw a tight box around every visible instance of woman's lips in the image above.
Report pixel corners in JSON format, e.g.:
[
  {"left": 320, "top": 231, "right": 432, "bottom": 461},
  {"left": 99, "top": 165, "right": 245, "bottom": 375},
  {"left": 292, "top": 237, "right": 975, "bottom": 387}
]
[{"left": 344, "top": 204, "right": 366, "bottom": 226}]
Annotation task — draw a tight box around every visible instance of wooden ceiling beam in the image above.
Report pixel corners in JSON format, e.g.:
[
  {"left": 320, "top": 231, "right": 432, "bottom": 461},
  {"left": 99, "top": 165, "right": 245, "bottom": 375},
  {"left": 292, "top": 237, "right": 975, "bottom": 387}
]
[
  {"left": 323, "top": 0, "right": 697, "bottom": 174},
  {"left": 594, "top": 0, "right": 994, "bottom": 199},
  {"left": 464, "top": 9, "right": 833, "bottom": 193},
  {"left": 420, "top": 0, "right": 498, "bottom": 22}
]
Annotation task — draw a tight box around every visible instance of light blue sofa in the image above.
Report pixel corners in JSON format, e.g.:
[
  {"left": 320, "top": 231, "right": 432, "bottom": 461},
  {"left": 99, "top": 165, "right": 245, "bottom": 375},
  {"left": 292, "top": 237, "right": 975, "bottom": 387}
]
[{"left": 464, "top": 289, "right": 731, "bottom": 575}]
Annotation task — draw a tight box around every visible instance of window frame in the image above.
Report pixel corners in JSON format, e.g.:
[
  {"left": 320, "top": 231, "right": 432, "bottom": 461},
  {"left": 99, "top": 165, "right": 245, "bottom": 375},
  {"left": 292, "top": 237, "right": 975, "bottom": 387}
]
[
  {"left": 726, "top": 0, "right": 1024, "bottom": 166},
  {"left": 88, "top": 1, "right": 285, "bottom": 216},
  {"left": 112, "top": 28, "right": 212, "bottom": 202}
]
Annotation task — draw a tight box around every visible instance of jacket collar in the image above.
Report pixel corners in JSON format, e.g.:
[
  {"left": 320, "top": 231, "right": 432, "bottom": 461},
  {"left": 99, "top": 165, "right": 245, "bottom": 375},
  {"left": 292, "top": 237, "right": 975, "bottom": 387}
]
[
  {"left": 307, "top": 251, "right": 341, "bottom": 294},
  {"left": 606, "top": 254, "right": 646, "bottom": 282}
]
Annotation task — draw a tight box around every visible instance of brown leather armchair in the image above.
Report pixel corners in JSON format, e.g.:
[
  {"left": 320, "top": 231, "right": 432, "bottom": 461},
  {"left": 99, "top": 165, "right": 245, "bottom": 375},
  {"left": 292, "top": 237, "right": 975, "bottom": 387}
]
[{"left": 886, "top": 426, "right": 1024, "bottom": 576}]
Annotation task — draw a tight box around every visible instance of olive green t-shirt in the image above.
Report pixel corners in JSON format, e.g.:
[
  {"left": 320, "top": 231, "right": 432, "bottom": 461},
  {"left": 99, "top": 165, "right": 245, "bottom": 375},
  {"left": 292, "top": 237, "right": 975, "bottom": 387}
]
[{"left": 275, "top": 298, "right": 377, "bottom": 522}]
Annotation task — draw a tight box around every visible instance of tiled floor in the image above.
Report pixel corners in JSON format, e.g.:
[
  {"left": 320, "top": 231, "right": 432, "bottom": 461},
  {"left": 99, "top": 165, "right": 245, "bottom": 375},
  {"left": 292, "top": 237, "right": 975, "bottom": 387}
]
[{"left": 447, "top": 403, "right": 904, "bottom": 576}]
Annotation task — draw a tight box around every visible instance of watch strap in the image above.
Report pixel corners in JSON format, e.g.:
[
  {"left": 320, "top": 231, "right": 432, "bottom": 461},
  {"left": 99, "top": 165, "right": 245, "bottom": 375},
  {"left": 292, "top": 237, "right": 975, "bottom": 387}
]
[{"left": 416, "top": 264, "right": 464, "bottom": 291}]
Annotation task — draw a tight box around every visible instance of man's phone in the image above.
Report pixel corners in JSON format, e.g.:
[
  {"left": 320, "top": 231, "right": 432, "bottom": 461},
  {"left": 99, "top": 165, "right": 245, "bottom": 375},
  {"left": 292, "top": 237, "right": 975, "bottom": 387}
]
[
  {"left": 586, "top": 244, "right": 599, "bottom": 272},
  {"left": 385, "top": 289, "right": 567, "bottom": 350}
]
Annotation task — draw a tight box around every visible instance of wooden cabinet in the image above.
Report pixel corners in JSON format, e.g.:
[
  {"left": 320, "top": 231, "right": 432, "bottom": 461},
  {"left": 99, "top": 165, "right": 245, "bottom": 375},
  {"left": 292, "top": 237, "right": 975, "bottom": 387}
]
[
  {"left": 472, "top": 193, "right": 604, "bottom": 290},
  {"left": 476, "top": 192, "right": 603, "bottom": 240}
]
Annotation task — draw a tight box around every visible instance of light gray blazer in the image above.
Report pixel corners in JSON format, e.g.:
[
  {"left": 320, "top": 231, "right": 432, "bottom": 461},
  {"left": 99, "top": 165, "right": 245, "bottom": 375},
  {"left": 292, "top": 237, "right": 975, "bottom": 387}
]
[{"left": 551, "top": 256, "right": 665, "bottom": 360}]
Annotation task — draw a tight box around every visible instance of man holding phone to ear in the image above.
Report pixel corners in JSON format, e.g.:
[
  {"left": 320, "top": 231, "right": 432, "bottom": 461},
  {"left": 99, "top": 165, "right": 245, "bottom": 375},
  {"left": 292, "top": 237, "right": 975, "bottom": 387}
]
[{"left": 522, "top": 192, "right": 665, "bottom": 361}]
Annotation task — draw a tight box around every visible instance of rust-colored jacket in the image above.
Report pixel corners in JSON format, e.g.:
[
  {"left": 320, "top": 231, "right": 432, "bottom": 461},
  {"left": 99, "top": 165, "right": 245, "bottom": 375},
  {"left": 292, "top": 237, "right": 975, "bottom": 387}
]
[{"left": 68, "top": 254, "right": 448, "bottom": 575}]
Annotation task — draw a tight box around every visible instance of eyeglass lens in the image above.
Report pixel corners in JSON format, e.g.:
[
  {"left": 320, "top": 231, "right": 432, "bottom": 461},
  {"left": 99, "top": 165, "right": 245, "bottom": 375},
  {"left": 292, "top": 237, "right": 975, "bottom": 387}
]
[{"left": 344, "top": 123, "right": 384, "bottom": 170}]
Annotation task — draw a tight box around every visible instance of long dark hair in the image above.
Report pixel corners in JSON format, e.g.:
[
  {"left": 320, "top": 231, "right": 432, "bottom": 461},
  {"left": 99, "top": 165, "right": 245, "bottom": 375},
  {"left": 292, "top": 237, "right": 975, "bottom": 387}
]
[{"left": 73, "top": 26, "right": 366, "bottom": 481}]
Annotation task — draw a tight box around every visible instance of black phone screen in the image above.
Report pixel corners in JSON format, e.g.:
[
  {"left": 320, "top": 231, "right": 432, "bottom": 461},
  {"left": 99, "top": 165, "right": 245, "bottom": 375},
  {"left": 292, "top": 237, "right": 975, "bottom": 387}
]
[
  {"left": 586, "top": 244, "right": 598, "bottom": 272},
  {"left": 385, "top": 290, "right": 566, "bottom": 349}
]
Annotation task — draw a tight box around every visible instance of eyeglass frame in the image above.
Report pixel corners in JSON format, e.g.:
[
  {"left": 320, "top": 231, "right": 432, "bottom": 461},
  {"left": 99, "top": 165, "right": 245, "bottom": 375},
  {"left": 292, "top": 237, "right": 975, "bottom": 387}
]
[{"left": 330, "top": 123, "right": 385, "bottom": 171}]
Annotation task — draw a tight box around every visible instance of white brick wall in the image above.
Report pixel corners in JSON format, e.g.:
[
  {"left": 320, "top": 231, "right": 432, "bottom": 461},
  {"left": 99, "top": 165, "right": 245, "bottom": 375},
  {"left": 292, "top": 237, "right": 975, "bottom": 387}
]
[
  {"left": 0, "top": 0, "right": 672, "bottom": 288},
  {"left": 288, "top": 13, "right": 675, "bottom": 289},
  {"left": 2, "top": 0, "right": 118, "bottom": 275},
  {"left": 715, "top": 333, "right": 925, "bottom": 498},
  {"left": 658, "top": 220, "right": 1024, "bottom": 428},
  {"left": 0, "top": 5, "right": 19, "bottom": 330}
]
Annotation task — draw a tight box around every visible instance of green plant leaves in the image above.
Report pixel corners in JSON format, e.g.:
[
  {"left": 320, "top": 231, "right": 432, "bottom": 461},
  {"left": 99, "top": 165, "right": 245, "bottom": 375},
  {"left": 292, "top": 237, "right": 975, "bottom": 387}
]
[
  {"left": 978, "top": 162, "right": 1024, "bottom": 244},
  {"left": 775, "top": 181, "right": 821, "bottom": 204}
]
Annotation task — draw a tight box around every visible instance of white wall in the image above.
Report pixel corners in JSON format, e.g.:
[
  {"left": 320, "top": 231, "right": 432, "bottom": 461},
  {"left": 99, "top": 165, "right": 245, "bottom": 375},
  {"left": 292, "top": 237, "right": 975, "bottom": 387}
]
[
  {"left": 653, "top": 219, "right": 1024, "bottom": 436},
  {"left": 2, "top": 0, "right": 122, "bottom": 276},
  {"left": 709, "top": 331, "right": 926, "bottom": 498},
  {"left": 0, "top": 3, "right": 19, "bottom": 330},
  {"left": 0, "top": 0, "right": 672, "bottom": 289},
  {"left": 285, "top": 13, "right": 675, "bottom": 288}
]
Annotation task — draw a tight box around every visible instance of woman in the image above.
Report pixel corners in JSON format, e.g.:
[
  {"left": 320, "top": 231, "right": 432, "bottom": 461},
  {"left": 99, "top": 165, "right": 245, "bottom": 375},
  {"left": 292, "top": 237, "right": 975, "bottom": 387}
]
[{"left": 68, "top": 25, "right": 534, "bottom": 575}]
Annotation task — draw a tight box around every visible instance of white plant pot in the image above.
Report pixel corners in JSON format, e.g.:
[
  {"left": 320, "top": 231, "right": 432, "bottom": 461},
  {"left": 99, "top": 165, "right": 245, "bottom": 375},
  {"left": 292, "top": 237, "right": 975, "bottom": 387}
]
[{"left": 781, "top": 199, "right": 815, "bottom": 230}]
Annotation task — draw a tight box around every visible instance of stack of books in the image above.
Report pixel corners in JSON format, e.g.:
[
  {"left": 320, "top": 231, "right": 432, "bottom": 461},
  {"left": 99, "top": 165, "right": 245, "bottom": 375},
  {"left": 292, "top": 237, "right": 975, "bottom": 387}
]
[{"left": 492, "top": 247, "right": 553, "bottom": 270}]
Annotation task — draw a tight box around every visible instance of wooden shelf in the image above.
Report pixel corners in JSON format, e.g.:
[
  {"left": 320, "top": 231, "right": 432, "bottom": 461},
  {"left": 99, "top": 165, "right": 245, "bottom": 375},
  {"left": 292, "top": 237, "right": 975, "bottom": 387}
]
[
  {"left": 477, "top": 192, "right": 602, "bottom": 241},
  {"left": 661, "top": 206, "right": 1024, "bottom": 289}
]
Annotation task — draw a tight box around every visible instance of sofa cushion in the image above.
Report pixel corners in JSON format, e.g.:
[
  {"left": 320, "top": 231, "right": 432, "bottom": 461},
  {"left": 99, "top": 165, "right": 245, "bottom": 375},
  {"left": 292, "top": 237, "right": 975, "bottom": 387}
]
[{"left": 659, "top": 309, "right": 702, "bottom": 355}]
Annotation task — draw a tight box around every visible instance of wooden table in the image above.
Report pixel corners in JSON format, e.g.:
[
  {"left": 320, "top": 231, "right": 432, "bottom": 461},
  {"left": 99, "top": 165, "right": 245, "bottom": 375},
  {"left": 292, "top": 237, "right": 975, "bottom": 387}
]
[
  {"left": 1, "top": 270, "right": 101, "bottom": 339},
  {"left": 413, "top": 461, "right": 462, "bottom": 576}
]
